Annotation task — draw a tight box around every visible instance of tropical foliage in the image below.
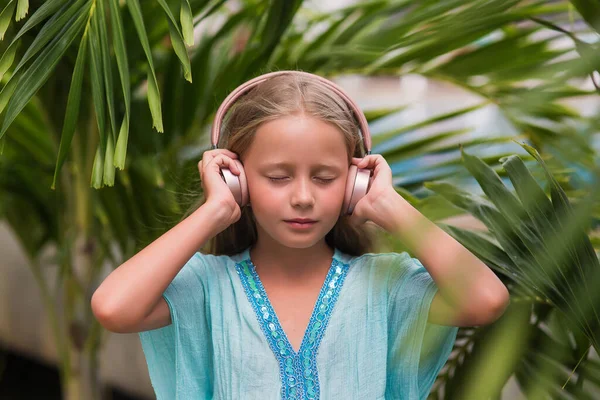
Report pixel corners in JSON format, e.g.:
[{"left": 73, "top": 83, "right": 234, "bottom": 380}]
[{"left": 0, "top": 0, "right": 598, "bottom": 398}]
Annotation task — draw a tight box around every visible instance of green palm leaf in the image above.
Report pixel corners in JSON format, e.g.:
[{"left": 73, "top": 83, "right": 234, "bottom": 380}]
[
  {"left": 429, "top": 143, "right": 600, "bottom": 352},
  {"left": 126, "top": 0, "right": 163, "bottom": 132},
  {"left": 52, "top": 20, "right": 89, "bottom": 190},
  {"left": 0, "top": 1, "right": 90, "bottom": 141},
  {"left": 109, "top": 0, "right": 131, "bottom": 169}
]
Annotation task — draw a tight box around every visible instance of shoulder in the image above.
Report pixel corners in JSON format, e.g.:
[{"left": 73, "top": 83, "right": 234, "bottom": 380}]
[
  {"left": 336, "top": 250, "right": 425, "bottom": 296},
  {"left": 345, "top": 250, "right": 418, "bottom": 280},
  {"left": 165, "top": 251, "right": 239, "bottom": 303},
  {"left": 168, "top": 251, "right": 231, "bottom": 289},
  {"left": 174, "top": 251, "right": 241, "bottom": 282}
]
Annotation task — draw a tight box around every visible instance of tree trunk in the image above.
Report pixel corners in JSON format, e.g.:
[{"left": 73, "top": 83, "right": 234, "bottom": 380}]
[{"left": 61, "top": 337, "right": 102, "bottom": 400}]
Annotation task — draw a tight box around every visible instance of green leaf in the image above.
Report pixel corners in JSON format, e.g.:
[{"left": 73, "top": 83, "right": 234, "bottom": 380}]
[
  {"left": 156, "top": 0, "right": 192, "bottom": 82},
  {"left": 146, "top": 71, "right": 162, "bottom": 132},
  {"left": 0, "top": 1, "right": 16, "bottom": 40},
  {"left": 126, "top": 0, "right": 163, "bottom": 132},
  {"left": 52, "top": 23, "right": 89, "bottom": 190},
  {"left": 96, "top": 0, "right": 117, "bottom": 144},
  {"left": 181, "top": 7, "right": 250, "bottom": 131},
  {"left": 9, "top": 0, "right": 87, "bottom": 83},
  {"left": 363, "top": 105, "right": 407, "bottom": 124},
  {"left": 15, "top": 0, "right": 28, "bottom": 21},
  {"left": 0, "top": 43, "right": 16, "bottom": 80},
  {"left": 10, "top": 0, "right": 67, "bottom": 39},
  {"left": 0, "top": 0, "right": 68, "bottom": 80},
  {"left": 0, "top": 76, "right": 18, "bottom": 114},
  {"left": 517, "top": 142, "right": 600, "bottom": 339},
  {"left": 437, "top": 223, "right": 519, "bottom": 278},
  {"left": 103, "top": 132, "right": 115, "bottom": 186},
  {"left": 425, "top": 180, "right": 546, "bottom": 292},
  {"left": 108, "top": 0, "right": 130, "bottom": 169},
  {"left": 168, "top": 20, "right": 192, "bottom": 82},
  {"left": 180, "top": 0, "right": 194, "bottom": 46},
  {"left": 8, "top": 102, "right": 55, "bottom": 165},
  {"left": 460, "top": 147, "right": 542, "bottom": 247},
  {"left": 114, "top": 116, "right": 129, "bottom": 169},
  {"left": 372, "top": 102, "right": 488, "bottom": 147},
  {"left": 381, "top": 128, "right": 472, "bottom": 162},
  {"left": 88, "top": 3, "right": 107, "bottom": 161},
  {"left": 91, "top": 145, "right": 104, "bottom": 189},
  {"left": 0, "top": 2, "right": 89, "bottom": 140},
  {"left": 570, "top": 0, "right": 600, "bottom": 34}
]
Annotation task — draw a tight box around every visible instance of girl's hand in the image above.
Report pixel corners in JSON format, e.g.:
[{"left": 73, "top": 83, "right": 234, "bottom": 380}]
[
  {"left": 198, "top": 149, "right": 242, "bottom": 229},
  {"left": 348, "top": 154, "right": 397, "bottom": 226}
]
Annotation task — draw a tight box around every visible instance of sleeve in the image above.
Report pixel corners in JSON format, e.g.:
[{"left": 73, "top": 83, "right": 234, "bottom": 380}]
[
  {"left": 387, "top": 254, "right": 458, "bottom": 400},
  {"left": 138, "top": 252, "right": 213, "bottom": 400}
]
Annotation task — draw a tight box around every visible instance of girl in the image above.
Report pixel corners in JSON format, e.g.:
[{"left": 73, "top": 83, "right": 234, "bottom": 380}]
[{"left": 91, "top": 71, "right": 509, "bottom": 399}]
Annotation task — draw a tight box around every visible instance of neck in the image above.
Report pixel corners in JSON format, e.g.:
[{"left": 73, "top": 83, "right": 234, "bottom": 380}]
[{"left": 249, "top": 239, "right": 334, "bottom": 283}]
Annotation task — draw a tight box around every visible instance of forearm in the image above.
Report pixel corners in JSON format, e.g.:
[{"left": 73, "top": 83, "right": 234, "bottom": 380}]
[
  {"left": 373, "top": 190, "right": 509, "bottom": 318},
  {"left": 91, "top": 202, "right": 227, "bottom": 330}
]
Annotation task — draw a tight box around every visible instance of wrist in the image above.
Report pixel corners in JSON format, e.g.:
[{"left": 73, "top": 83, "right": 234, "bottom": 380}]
[
  {"left": 197, "top": 201, "right": 232, "bottom": 234},
  {"left": 371, "top": 189, "right": 414, "bottom": 232}
]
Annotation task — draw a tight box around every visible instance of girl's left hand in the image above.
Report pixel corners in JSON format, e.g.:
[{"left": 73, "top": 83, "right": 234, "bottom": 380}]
[{"left": 348, "top": 154, "right": 397, "bottom": 226}]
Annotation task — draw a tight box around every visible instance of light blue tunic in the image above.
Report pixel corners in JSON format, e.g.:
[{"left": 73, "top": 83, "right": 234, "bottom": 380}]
[{"left": 139, "top": 247, "right": 458, "bottom": 399}]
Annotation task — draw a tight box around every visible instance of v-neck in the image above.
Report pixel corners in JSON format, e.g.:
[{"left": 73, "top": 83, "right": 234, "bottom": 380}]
[{"left": 234, "top": 247, "right": 350, "bottom": 399}]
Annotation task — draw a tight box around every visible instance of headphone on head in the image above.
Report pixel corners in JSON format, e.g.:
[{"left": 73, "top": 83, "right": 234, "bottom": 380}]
[{"left": 211, "top": 70, "right": 373, "bottom": 215}]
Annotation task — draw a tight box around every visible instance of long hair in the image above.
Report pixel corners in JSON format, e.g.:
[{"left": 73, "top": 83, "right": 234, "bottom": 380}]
[{"left": 183, "top": 73, "right": 381, "bottom": 256}]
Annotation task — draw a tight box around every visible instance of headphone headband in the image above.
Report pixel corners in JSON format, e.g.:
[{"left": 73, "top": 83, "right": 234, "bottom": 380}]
[{"left": 210, "top": 71, "right": 371, "bottom": 155}]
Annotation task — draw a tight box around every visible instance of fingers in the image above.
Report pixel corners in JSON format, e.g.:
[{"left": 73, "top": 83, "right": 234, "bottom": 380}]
[
  {"left": 198, "top": 149, "right": 240, "bottom": 180},
  {"left": 352, "top": 154, "right": 392, "bottom": 182},
  {"left": 352, "top": 154, "right": 388, "bottom": 170},
  {"left": 198, "top": 149, "right": 238, "bottom": 168}
]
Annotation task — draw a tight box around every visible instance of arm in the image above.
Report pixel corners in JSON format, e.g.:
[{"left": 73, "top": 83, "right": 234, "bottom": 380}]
[
  {"left": 92, "top": 148, "right": 242, "bottom": 333},
  {"left": 373, "top": 191, "right": 510, "bottom": 326},
  {"left": 91, "top": 202, "right": 229, "bottom": 333},
  {"left": 351, "top": 155, "right": 510, "bottom": 327}
]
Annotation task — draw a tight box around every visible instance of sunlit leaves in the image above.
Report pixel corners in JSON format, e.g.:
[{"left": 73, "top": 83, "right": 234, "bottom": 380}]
[
  {"left": 109, "top": 0, "right": 131, "bottom": 170},
  {"left": 180, "top": 0, "right": 194, "bottom": 46},
  {"left": 126, "top": 0, "right": 164, "bottom": 133},
  {"left": 15, "top": 0, "right": 28, "bottom": 21},
  {"left": 52, "top": 23, "right": 89, "bottom": 190},
  {"left": 0, "top": 1, "right": 15, "bottom": 40},
  {"left": 0, "top": 1, "right": 90, "bottom": 141},
  {"left": 156, "top": 0, "right": 192, "bottom": 82}
]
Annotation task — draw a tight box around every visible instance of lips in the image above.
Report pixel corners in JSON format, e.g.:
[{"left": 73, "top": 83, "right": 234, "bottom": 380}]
[{"left": 285, "top": 219, "right": 317, "bottom": 223}]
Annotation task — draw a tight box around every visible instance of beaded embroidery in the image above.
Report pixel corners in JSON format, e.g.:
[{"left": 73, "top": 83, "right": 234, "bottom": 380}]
[{"left": 235, "top": 255, "right": 349, "bottom": 399}]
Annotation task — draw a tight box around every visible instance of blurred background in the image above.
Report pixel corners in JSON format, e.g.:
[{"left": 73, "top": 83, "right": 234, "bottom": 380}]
[{"left": 1, "top": 0, "right": 600, "bottom": 398}]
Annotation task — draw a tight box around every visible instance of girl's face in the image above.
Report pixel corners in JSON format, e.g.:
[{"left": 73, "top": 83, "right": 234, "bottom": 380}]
[{"left": 241, "top": 114, "right": 349, "bottom": 250}]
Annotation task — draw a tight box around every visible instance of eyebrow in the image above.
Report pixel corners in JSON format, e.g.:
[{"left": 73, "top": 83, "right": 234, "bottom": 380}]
[{"left": 260, "top": 162, "right": 342, "bottom": 171}]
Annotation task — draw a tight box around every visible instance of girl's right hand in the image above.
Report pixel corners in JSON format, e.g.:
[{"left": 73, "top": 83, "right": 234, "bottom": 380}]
[{"left": 198, "top": 149, "right": 243, "bottom": 229}]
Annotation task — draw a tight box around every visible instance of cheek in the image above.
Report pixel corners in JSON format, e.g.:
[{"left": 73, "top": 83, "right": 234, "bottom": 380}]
[
  {"left": 246, "top": 177, "right": 282, "bottom": 209},
  {"left": 327, "top": 180, "right": 347, "bottom": 208}
]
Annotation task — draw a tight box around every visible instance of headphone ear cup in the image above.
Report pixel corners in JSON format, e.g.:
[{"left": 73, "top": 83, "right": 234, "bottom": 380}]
[
  {"left": 342, "top": 165, "right": 372, "bottom": 215},
  {"left": 220, "top": 160, "right": 249, "bottom": 207}
]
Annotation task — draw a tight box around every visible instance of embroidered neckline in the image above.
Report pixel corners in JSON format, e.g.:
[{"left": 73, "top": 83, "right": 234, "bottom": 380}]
[{"left": 235, "top": 250, "right": 350, "bottom": 399}]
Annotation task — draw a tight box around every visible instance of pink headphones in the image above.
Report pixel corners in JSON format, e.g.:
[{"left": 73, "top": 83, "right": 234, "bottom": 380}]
[{"left": 211, "top": 70, "right": 373, "bottom": 215}]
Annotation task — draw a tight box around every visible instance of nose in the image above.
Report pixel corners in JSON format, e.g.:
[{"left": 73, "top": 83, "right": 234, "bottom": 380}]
[{"left": 290, "top": 176, "right": 315, "bottom": 208}]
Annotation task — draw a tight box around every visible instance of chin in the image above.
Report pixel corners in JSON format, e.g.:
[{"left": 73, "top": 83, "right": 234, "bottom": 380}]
[
  {"left": 273, "top": 234, "right": 324, "bottom": 249},
  {"left": 276, "top": 228, "right": 336, "bottom": 250}
]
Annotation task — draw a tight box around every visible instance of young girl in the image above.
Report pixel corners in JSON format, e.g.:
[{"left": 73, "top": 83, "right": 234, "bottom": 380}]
[{"left": 91, "top": 71, "right": 509, "bottom": 399}]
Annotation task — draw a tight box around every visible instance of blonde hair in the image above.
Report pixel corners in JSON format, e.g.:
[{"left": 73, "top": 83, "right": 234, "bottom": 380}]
[{"left": 184, "top": 73, "right": 380, "bottom": 256}]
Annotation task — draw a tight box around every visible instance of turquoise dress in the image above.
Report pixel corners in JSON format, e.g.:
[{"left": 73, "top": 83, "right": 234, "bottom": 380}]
[{"left": 138, "top": 247, "right": 458, "bottom": 399}]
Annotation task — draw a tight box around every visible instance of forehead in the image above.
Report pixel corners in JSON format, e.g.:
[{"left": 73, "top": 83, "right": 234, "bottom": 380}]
[{"left": 243, "top": 115, "right": 349, "bottom": 167}]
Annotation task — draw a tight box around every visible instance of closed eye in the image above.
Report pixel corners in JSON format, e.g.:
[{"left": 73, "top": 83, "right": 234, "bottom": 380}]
[
  {"left": 267, "top": 177, "right": 336, "bottom": 183},
  {"left": 316, "top": 177, "right": 335, "bottom": 183}
]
